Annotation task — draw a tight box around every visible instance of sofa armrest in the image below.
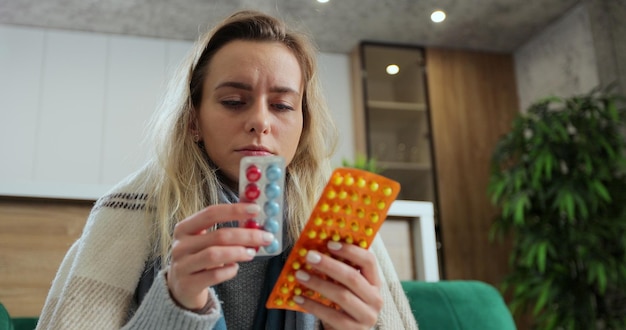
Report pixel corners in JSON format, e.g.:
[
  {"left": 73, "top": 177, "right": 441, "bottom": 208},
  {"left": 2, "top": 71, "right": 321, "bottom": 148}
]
[{"left": 401, "top": 280, "right": 516, "bottom": 330}]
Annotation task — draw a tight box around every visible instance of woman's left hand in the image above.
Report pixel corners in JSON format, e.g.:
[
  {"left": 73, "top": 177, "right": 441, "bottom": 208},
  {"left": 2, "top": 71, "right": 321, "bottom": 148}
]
[{"left": 293, "top": 241, "right": 383, "bottom": 330}]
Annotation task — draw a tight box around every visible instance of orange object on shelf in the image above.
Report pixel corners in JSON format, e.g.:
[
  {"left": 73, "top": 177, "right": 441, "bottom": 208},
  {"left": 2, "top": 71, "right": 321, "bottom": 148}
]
[{"left": 266, "top": 168, "right": 400, "bottom": 311}]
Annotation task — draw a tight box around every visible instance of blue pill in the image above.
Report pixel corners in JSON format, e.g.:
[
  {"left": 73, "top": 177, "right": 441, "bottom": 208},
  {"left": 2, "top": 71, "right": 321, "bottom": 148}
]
[
  {"left": 264, "top": 219, "right": 280, "bottom": 233},
  {"left": 264, "top": 239, "right": 280, "bottom": 254},
  {"left": 265, "top": 183, "right": 281, "bottom": 199},
  {"left": 264, "top": 201, "right": 280, "bottom": 217},
  {"left": 266, "top": 165, "right": 282, "bottom": 182}
]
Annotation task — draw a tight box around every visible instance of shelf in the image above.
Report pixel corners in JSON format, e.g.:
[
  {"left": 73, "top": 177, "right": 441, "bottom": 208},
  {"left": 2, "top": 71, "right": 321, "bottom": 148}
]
[
  {"left": 367, "top": 100, "right": 427, "bottom": 111},
  {"left": 379, "top": 161, "right": 431, "bottom": 171}
]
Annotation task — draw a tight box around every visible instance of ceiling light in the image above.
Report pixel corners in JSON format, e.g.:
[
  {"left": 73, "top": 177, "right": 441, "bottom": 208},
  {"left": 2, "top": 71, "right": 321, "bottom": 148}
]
[
  {"left": 317, "top": 0, "right": 329, "bottom": 3},
  {"left": 431, "top": 10, "right": 446, "bottom": 23},
  {"left": 386, "top": 64, "right": 400, "bottom": 75}
]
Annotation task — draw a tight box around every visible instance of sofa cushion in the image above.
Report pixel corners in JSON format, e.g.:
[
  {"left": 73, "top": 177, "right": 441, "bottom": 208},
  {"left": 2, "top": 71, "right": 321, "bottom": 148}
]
[
  {"left": 401, "top": 280, "right": 516, "bottom": 330},
  {"left": 0, "top": 303, "right": 15, "bottom": 330}
]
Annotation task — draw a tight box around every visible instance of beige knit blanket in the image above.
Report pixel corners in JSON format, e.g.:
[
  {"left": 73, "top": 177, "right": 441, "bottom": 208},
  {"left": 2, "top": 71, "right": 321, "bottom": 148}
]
[{"left": 36, "top": 172, "right": 419, "bottom": 330}]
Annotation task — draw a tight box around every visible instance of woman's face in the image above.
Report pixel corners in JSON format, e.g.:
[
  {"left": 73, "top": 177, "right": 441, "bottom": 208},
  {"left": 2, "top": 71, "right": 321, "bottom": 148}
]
[{"left": 196, "top": 40, "right": 304, "bottom": 182}]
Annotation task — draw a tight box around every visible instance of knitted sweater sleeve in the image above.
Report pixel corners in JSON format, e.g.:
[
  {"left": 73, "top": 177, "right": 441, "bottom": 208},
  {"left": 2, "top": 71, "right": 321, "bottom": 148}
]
[
  {"left": 36, "top": 186, "right": 221, "bottom": 330},
  {"left": 371, "top": 235, "right": 419, "bottom": 330},
  {"left": 122, "top": 269, "right": 223, "bottom": 329}
]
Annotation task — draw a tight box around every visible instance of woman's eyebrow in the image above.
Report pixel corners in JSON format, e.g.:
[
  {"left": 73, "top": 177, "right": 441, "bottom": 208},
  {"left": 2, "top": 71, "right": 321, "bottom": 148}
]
[
  {"left": 216, "top": 81, "right": 300, "bottom": 97},
  {"left": 215, "top": 81, "right": 252, "bottom": 91}
]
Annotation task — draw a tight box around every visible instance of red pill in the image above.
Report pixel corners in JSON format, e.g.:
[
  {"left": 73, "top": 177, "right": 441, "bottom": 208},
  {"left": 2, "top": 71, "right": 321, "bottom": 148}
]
[
  {"left": 245, "top": 183, "right": 261, "bottom": 200},
  {"left": 244, "top": 219, "right": 261, "bottom": 229},
  {"left": 246, "top": 165, "right": 262, "bottom": 182}
]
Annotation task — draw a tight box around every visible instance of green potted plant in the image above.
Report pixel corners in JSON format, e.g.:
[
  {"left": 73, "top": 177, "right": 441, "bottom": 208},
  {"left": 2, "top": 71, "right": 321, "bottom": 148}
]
[{"left": 488, "top": 89, "right": 626, "bottom": 329}]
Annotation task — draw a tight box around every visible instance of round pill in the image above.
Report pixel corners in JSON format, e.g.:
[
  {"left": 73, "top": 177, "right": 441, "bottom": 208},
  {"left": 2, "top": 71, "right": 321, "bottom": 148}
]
[
  {"left": 337, "top": 218, "right": 346, "bottom": 228},
  {"left": 326, "top": 189, "right": 337, "bottom": 199},
  {"left": 292, "top": 261, "right": 301, "bottom": 270},
  {"left": 370, "top": 181, "right": 379, "bottom": 191},
  {"left": 357, "top": 177, "right": 366, "bottom": 187},
  {"left": 344, "top": 175, "right": 355, "bottom": 186},
  {"left": 345, "top": 235, "right": 354, "bottom": 244},
  {"left": 364, "top": 226, "right": 374, "bottom": 236},
  {"left": 244, "top": 183, "right": 261, "bottom": 200},
  {"left": 320, "top": 203, "right": 329, "bottom": 212},
  {"left": 351, "top": 222, "right": 359, "bottom": 231},
  {"left": 294, "top": 287, "right": 302, "bottom": 295},
  {"left": 332, "top": 204, "right": 341, "bottom": 213},
  {"left": 281, "top": 285, "right": 289, "bottom": 294},
  {"left": 319, "top": 231, "right": 328, "bottom": 239},
  {"left": 377, "top": 200, "right": 386, "bottom": 209},
  {"left": 246, "top": 165, "right": 262, "bottom": 182},
  {"left": 343, "top": 205, "right": 352, "bottom": 215},
  {"left": 362, "top": 194, "right": 371, "bottom": 205},
  {"left": 263, "top": 219, "right": 280, "bottom": 233},
  {"left": 266, "top": 164, "right": 282, "bottom": 181},
  {"left": 298, "top": 248, "right": 308, "bottom": 257},
  {"left": 307, "top": 230, "right": 317, "bottom": 239},
  {"left": 265, "top": 183, "right": 281, "bottom": 199},
  {"left": 264, "top": 239, "right": 280, "bottom": 254},
  {"left": 314, "top": 216, "right": 323, "bottom": 226},
  {"left": 383, "top": 186, "right": 393, "bottom": 196},
  {"left": 274, "top": 298, "right": 284, "bottom": 306},
  {"left": 264, "top": 201, "right": 280, "bottom": 216},
  {"left": 338, "top": 190, "right": 347, "bottom": 199},
  {"left": 359, "top": 240, "right": 368, "bottom": 248},
  {"left": 333, "top": 174, "right": 343, "bottom": 185},
  {"left": 356, "top": 208, "right": 365, "bottom": 218},
  {"left": 370, "top": 213, "right": 380, "bottom": 223},
  {"left": 244, "top": 219, "right": 261, "bottom": 229},
  {"left": 287, "top": 273, "right": 295, "bottom": 282},
  {"left": 288, "top": 300, "right": 296, "bottom": 307}
]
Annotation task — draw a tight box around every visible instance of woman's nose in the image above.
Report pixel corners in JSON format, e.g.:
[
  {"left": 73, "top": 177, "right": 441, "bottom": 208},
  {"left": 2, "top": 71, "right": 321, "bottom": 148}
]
[{"left": 245, "top": 102, "right": 271, "bottom": 134}]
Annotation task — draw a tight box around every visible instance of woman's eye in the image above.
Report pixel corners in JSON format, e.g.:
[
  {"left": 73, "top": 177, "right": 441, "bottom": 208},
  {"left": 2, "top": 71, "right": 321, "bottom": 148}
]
[
  {"left": 221, "top": 100, "right": 245, "bottom": 108},
  {"left": 273, "top": 103, "right": 294, "bottom": 111}
]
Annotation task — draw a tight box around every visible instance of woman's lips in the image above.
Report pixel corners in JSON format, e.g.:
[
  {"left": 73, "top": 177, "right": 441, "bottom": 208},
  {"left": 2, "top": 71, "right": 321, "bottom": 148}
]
[{"left": 237, "top": 147, "right": 273, "bottom": 157}]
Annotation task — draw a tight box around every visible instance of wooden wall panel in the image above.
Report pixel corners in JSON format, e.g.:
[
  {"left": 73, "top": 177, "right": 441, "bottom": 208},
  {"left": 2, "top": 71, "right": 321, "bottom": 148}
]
[
  {"left": 0, "top": 198, "right": 91, "bottom": 317},
  {"left": 426, "top": 48, "right": 518, "bottom": 285}
]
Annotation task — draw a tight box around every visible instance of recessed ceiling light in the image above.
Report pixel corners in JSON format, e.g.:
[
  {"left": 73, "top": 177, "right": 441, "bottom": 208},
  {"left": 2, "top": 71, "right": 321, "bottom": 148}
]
[
  {"left": 386, "top": 64, "right": 400, "bottom": 75},
  {"left": 317, "top": 0, "right": 329, "bottom": 3},
  {"left": 431, "top": 10, "right": 446, "bottom": 23}
]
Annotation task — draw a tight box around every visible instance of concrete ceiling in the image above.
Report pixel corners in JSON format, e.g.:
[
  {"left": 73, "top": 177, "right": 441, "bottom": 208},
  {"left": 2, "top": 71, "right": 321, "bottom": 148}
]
[{"left": 1, "top": 0, "right": 581, "bottom": 54}]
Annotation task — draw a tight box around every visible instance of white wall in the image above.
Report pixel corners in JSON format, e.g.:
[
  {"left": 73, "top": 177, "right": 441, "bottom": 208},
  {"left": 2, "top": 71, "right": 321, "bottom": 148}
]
[
  {"left": 0, "top": 25, "right": 354, "bottom": 200},
  {"left": 317, "top": 53, "right": 355, "bottom": 168},
  {"left": 514, "top": 3, "right": 600, "bottom": 112}
]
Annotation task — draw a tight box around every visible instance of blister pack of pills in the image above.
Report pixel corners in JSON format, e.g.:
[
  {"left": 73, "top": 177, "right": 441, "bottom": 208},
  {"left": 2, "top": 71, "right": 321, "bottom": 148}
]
[
  {"left": 266, "top": 168, "right": 400, "bottom": 311},
  {"left": 239, "top": 156, "right": 286, "bottom": 257}
]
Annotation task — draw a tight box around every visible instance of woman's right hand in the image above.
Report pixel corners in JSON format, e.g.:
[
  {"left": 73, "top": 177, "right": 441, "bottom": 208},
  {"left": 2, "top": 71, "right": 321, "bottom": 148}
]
[{"left": 166, "top": 203, "right": 274, "bottom": 311}]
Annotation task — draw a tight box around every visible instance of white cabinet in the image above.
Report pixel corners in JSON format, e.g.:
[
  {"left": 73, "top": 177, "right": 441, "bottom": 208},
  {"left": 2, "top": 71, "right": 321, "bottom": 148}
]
[
  {"left": 0, "top": 25, "right": 194, "bottom": 199},
  {"left": 35, "top": 31, "right": 108, "bottom": 184},
  {"left": 101, "top": 36, "right": 165, "bottom": 184},
  {"left": 0, "top": 26, "right": 45, "bottom": 184}
]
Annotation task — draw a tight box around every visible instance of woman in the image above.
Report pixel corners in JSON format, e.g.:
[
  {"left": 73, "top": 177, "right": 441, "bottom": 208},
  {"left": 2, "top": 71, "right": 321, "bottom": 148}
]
[{"left": 37, "top": 10, "right": 418, "bottom": 330}]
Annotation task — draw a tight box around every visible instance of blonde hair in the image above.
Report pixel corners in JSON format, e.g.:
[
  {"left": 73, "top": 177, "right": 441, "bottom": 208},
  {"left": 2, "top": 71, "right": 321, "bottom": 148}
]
[{"left": 144, "top": 10, "right": 338, "bottom": 261}]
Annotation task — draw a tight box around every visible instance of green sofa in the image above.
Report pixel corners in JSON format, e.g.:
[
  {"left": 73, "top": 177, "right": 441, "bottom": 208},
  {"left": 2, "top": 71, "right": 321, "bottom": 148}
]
[
  {"left": 1, "top": 280, "right": 516, "bottom": 330},
  {"left": 402, "top": 280, "right": 517, "bottom": 329}
]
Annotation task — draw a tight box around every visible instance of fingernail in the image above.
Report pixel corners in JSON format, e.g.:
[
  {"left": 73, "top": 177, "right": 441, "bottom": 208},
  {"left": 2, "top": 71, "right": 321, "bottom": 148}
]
[
  {"left": 246, "top": 248, "right": 257, "bottom": 257},
  {"left": 262, "top": 232, "right": 275, "bottom": 242},
  {"left": 245, "top": 204, "right": 261, "bottom": 214},
  {"left": 327, "top": 241, "right": 342, "bottom": 251},
  {"left": 293, "top": 296, "right": 305, "bottom": 305},
  {"left": 295, "top": 270, "right": 310, "bottom": 281},
  {"left": 306, "top": 251, "right": 321, "bottom": 264}
]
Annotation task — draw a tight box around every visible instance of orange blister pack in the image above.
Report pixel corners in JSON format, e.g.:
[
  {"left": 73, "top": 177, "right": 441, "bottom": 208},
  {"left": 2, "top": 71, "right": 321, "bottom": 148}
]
[{"left": 266, "top": 168, "right": 400, "bottom": 311}]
